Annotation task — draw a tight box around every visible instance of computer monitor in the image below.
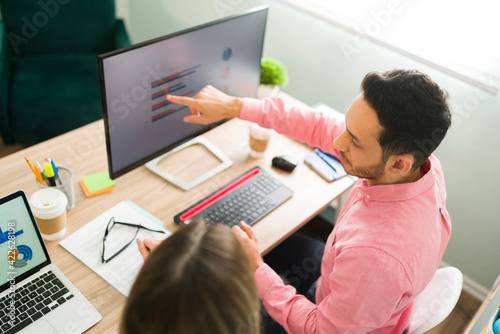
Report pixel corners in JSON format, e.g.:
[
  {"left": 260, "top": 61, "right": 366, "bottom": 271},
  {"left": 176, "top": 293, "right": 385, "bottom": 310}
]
[{"left": 98, "top": 6, "right": 268, "bottom": 189}]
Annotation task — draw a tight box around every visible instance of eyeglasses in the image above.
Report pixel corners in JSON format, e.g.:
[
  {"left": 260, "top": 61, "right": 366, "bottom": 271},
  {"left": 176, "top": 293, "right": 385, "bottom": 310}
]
[{"left": 101, "top": 216, "right": 166, "bottom": 264}]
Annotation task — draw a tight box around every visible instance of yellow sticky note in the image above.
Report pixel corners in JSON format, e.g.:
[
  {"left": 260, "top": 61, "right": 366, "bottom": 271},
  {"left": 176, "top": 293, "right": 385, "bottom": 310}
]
[{"left": 81, "top": 171, "right": 115, "bottom": 193}]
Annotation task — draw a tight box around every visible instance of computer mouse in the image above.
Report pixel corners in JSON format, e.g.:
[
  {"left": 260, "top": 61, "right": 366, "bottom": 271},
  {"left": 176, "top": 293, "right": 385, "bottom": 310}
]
[{"left": 272, "top": 156, "right": 298, "bottom": 172}]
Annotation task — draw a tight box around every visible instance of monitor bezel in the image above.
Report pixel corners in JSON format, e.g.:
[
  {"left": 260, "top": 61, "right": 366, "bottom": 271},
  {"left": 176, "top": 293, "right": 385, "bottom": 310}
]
[
  {"left": 98, "top": 6, "right": 268, "bottom": 180},
  {"left": 0, "top": 190, "right": 52, "bottom": 294}
]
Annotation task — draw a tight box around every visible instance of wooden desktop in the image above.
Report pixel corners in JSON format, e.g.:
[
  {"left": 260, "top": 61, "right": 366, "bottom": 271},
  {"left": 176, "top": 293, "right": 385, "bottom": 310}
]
[{"left": 0, "top": 103, "right": 355, "bottom": 332}]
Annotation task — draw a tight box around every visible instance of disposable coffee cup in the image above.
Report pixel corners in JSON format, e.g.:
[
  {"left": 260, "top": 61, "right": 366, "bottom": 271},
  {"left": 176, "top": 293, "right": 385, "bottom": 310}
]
[
  {"left": 30, "top": 188, "right": 68, "bottom": 241},
  {"left": 249, "top": 123, "right": 273, "bottom": 158},
  {"left": 36, "top": 166, "right": 75, "bottom": 211}
]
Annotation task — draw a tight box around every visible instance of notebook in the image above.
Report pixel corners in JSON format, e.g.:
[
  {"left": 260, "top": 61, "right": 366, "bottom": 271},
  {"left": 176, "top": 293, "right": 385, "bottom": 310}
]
[{"left": 0, "top": 191, "right": 101, "bottom": 334}]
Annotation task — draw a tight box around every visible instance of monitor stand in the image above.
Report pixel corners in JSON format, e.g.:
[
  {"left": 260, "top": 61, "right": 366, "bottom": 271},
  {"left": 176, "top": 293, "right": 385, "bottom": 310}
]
[{"left": 145, "top": 136, "right": 232, "bottom": 191}]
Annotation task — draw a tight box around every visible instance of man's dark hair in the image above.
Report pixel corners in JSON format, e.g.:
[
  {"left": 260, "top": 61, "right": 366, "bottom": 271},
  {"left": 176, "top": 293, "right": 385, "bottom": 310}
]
[{"left": 361, "top": 69, "right": 451, "bottom": 170}]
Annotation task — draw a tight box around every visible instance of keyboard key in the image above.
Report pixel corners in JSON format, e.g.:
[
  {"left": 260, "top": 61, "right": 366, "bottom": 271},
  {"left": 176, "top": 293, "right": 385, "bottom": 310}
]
[
  {"left": 52, "top": 278, "right": 64, "bottom": 289},
  {"left": 44, "top": 274, "right": 56, "bottom": 282},
  {"left": 31, "top": 311, "right": 43, "bottom": 321},
  {"left": 1, "top": 322, "right": 12, "bottom": 331},
  {"left": 18, "top": 313, "right": 28, "bottom": 321},
  {"left": 57, "top": 297, "right": 66, "bottom": 305},
  {"left": 8, "top": 318, "right": 33, "bottom": 333},
  {"left": 27, "top": 308, "right": 36, "bottom": 315},
  {"left": 35, "top": 303, "right": 44, "bottom": 310},
  {"left": 50, "top": 304, "right": 59, "bottom": 310},
  {"left": 51, "top": 288, "right": 69, "bottom": 302},
  {"left": 27, "top": 300, "right": 36, "bottom": 308},
  {"left": 41, "top": 307, "right": 51, "bottom": 315}
]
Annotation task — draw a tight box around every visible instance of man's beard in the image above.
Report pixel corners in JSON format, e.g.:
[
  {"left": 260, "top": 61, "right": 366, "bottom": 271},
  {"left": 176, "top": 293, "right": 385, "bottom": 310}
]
[{"left": 339, "top": 151, "right": 386, "bottom": 180}]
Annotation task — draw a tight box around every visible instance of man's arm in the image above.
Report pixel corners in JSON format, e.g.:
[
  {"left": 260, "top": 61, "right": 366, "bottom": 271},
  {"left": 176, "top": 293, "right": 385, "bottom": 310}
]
[
  {"left": 167, "top": 85, "right": 345, "bottom": 155},
  {"left": 240, "top": 97, "right": 344, "bottom": 155}
]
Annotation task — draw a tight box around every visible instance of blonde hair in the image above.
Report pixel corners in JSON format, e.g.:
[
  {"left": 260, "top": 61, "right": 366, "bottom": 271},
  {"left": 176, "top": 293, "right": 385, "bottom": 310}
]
[{"left": 121, "top": 222, "right": 260, "bottom": 334}]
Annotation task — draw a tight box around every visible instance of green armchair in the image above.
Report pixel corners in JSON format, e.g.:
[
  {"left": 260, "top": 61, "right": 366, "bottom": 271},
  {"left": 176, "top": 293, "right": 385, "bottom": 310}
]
[{"left": 0, "top": 0, "right": 131, "bottom": 145}]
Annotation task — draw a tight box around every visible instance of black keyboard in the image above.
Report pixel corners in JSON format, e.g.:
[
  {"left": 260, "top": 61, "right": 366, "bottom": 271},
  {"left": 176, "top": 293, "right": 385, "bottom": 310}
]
[
  {"left": 174, "top": 167, "right": 293, "bottom": 227},
  {"left": 0, "top": 270, "right": 74, "bottom": 334}
]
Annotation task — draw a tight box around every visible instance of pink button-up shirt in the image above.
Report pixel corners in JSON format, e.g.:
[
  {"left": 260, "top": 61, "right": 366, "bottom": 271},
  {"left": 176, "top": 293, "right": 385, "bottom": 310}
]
[{"left": 240, "top": 97, "right": 451, "bottom": 334}]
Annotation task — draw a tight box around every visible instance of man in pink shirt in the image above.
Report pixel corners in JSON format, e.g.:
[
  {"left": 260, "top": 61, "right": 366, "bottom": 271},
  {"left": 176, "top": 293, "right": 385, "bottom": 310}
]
[{"left": 167, "top": 69, "right": 452, "bottom": 333}]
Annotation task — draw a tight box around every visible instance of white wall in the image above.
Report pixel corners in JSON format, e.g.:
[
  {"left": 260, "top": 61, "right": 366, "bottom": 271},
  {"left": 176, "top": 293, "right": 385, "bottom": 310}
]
[{"left": 120, "top": 0, "right": 500, "bottom": 292}]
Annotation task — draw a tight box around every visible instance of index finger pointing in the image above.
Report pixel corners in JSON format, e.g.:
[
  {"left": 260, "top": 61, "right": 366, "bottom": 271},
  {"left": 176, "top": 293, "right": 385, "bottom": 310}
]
[{"left": 166, "top": 94, "right": 199, "bottom": 108}]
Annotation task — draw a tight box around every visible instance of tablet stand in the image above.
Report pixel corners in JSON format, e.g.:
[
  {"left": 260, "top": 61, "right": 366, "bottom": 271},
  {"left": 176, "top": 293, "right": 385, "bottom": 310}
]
[{"left": 145, "top": 136, "right": 232, "bottom": 191}]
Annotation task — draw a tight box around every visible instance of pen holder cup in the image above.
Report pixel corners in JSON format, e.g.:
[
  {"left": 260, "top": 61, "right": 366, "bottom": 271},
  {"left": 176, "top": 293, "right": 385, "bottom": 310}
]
[{"left": 36, "top": 166, "right": 75, "bottom": 211}]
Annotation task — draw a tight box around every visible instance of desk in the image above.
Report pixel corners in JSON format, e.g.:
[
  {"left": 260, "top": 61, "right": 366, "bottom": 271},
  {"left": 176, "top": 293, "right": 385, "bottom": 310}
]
[{"left": 0, "top": 101, "right": 355, "bottom": 333}]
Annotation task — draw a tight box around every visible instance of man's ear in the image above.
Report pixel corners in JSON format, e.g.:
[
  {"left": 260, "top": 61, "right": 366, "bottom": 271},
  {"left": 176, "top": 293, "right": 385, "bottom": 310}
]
[{"left": 386, "top": 154, "right": 414, "bottom": 176}]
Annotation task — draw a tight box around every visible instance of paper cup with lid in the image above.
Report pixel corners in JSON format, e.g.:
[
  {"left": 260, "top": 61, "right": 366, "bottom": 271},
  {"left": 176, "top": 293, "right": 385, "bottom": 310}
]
[{"left": 30, "top": 188, "right": 68, "bottom": 241}]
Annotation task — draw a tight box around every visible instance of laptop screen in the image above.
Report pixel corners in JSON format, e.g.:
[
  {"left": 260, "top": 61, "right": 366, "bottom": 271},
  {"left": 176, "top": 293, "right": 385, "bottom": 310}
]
[{"left": 0, "top": 191, "right": 50, "bottom": 292}]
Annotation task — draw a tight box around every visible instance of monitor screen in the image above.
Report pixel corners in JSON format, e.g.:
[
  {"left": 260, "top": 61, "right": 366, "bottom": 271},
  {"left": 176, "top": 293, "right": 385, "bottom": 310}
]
[{"left": 99, "top": 6, "right": 268, "bottom": 179}]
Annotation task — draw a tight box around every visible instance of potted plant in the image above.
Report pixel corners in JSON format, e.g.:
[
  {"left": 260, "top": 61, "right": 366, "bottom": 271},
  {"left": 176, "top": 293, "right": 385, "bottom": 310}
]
[{"left": 258, "top": 57, "right": 288, "bottom": 99}]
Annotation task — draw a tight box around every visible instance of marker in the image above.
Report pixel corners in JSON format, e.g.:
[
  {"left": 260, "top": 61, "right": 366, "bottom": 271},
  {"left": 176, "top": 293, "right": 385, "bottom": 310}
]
[
  {"left": 314, "top": 149, "right": 337, "bottom": 173},
  {"left": 47, "top": 158, "right": 61, "bottom": 185},
  {"left": 26, "top": 157, "right": 45, "bottom": 185},
  {"left": 35, "top": 161, "right": 48, "bottom": 184},
  {"left": 44, "top": 162, "right": 56, "bottom": 186}
]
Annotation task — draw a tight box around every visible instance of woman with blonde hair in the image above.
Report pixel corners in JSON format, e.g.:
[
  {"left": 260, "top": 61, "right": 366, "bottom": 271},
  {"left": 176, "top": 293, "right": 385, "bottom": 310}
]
[{"left": 121, "top": 221, "right": 260, "bottom": 334}]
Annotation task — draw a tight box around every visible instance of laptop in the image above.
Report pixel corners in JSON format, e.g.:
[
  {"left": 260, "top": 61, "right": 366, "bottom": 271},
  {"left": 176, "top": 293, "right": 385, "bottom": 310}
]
[{"left": 0, "top": 191, "right": 101, "bottom": 334}]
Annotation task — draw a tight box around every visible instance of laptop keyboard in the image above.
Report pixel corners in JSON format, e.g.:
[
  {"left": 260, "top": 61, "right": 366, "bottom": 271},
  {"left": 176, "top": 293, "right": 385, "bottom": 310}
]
[
  {"left": 174, "top": 167, "right": 294, "bottom": 227},
  {"left": 0, "top": 270, "right": 74, "bottom": 334}
]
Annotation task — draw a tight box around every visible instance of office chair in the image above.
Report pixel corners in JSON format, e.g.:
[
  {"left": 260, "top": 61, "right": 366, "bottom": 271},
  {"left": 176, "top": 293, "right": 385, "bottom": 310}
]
[
  {"left": 407, "top": 267, "right": 463, "bottom": 334},
  {"left": 0, "top": 0, "right": 131, "bottom": 145}
]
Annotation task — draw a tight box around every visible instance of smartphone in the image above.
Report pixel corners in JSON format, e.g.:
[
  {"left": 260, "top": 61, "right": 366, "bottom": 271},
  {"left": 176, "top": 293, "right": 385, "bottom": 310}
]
[{"left": 304, "top": 149, "right": 346, "bottom": 182}]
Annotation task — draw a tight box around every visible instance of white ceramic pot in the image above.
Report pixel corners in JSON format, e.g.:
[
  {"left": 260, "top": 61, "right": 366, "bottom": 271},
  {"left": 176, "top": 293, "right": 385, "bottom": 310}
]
[{"left": 257, "top": 84, "right": 280, "bottom": 99}]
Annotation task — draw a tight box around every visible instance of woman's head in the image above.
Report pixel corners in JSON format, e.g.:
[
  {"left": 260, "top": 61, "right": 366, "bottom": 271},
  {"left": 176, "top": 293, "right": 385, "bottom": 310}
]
[{"left": 121, "top": 222, "right": 260, "bottom": 334}]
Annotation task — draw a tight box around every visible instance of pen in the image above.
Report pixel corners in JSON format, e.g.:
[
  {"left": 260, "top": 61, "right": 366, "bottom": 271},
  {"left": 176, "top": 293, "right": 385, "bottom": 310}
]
[
  {"left": 44, "top": 162, "right": 57, "bottom": 187},
  {"left": 25, "top": 157, "right": 45, "bottom": 185},
  {"left": 314, "top": 149, "right": 337, "bottom": 173},
  {"left": 47, "top": 158, "right": 61, "bottom": 185},
  {"left": 36, "top": 161, "right": 47, "bottom": 184}
]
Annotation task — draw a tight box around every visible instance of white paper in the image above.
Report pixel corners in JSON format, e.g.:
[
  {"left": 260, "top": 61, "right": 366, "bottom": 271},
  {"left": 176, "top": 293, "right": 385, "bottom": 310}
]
[{"left": 59, "top": 201, "right": 171, "bottom": 297}]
